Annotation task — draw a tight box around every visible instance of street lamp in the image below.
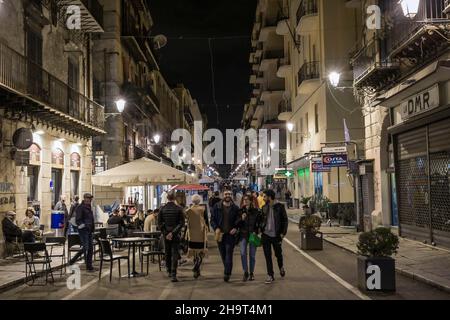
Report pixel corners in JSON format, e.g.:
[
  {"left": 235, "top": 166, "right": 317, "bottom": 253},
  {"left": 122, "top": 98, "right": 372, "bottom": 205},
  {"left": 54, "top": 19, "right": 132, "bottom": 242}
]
[
  {"left": 115, "top": 99, "right": 126, "bottom": 113},
  {"left": 270, "top": 142, "right": 276, "bottom": 150},
  {"left": 287, "top": 122, "right": 295, "bottom": 132},
  {"left": 399, "top": 0, "right": 420, "bottom": 19},
  {"left": 153, "top": 134, "right": 161, "bottom": 144},
  {"left": 329, "top": 72, "right": 341, "bottom": 88}
]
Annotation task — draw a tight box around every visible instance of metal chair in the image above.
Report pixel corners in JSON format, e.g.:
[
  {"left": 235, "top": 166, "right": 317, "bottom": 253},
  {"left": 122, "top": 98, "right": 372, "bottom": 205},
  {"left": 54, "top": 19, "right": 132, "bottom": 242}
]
[
  {"left": 139, "top": 237, "right": 165, "bottom": 275},
  {"left": 44, "top": 237, "right": 66, "bottom": 276},
  {"left": 67, "top": 233, "right": 82, "bottom": 262},
  {"left": 23, "top": 242, "right": 54, "bottom": 286},
  {"left": 3, "top": 235, "right": 23, "bottom": 258},
  {"left": 98, "top": 239, "right": 130, "bottom": 282}
]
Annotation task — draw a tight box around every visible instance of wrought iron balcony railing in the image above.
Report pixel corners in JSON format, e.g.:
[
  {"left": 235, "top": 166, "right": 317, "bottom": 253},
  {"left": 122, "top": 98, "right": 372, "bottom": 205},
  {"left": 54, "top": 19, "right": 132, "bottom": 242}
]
[
  {"left": 296, "top": 0, "right": 318, "bottom": 25},
  {"left": 298, "top": 61, "right": 320, "bottom": 86},
  {"left": 385, "top": 0, "right": 449, "bottom": 57},
  {"left": 0, "top": 42, "right": 105, "bottom": 132},
  {"left": 263, "top": 50, "right": 285, "bottom": 60}
]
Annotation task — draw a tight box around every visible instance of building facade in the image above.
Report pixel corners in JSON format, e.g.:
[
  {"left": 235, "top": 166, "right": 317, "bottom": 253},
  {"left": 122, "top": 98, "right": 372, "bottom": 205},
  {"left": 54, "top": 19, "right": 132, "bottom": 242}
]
[
  {"left": 0, "top": 0, "right": 106, "bottom": 256},
  {"left": 350, "top": 0, "right": 450, "bottom": 246}
]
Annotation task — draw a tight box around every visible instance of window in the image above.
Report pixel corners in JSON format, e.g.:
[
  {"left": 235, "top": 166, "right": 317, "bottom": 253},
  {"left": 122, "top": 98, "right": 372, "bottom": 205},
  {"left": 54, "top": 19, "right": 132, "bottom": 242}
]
[
  {"left": 71, "top": 171, "right": 80, "bottom": 198},
  {"left": 315, "top": 104, "right": 319, "bottom": 133},
  {"left": 305, "top": 112, "right": 309, "bottom": 136},
  {"left": 51, "top": 168, "right": 63, "bottom": 208},
  {"left": 27, "top": 166, "right": 39, "bottom": 202}
]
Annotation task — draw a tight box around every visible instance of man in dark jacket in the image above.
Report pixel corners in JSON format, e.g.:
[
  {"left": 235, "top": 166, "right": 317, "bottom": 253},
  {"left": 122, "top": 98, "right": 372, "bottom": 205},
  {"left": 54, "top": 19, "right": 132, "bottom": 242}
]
[
  {"left": 69, "top": 193, "right": 95, "bottom": 271},
  {"left": 261, "top": 189, "right": 288, "bottom": 284},
  {"left": 208, "top": 191, "right": 221, "bottom": 210},
  {"left": 211, "top": 189, "right": 240, "bottom": 282},
  {"left": 158, "top": 192, "right": 185, "bottom": 282},
  {"left": 2, "top": 211, "right": 35, "bottom": 244}
]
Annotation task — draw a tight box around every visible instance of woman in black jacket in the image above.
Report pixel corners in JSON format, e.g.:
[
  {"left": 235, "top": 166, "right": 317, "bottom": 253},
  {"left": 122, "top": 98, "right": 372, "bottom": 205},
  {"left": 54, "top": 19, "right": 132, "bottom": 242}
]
[{"left": 238, "top": 195, "right": 262, "bottom": 282}]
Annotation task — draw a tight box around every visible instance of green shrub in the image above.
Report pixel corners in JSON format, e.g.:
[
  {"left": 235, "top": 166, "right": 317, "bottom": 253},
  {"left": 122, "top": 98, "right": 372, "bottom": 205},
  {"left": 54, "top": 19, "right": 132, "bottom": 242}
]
[
  {"left": 357, "top": 227, "right": 399, "bottom": 258},
  {"left": 299, "top": 214, "right": 322, "bottom": 234}
]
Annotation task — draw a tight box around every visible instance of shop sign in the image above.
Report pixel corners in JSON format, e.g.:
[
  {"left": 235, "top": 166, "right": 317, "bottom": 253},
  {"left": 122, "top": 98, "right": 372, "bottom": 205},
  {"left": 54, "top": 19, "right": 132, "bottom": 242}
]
[
  {"left": 322, "top": 153, "right": 348, "bottom": 168},
  {"left": 94, "top": 151, "right": 105, "bottom": 174},
  {"left": 322, "top": 146, "right": 347, "bottom": 154},
  {"left": 311, "top": 159, "right": 331, "bottom": 172},
  {"left": 400, "top": 84, "right": 439, "bottom": 120}
]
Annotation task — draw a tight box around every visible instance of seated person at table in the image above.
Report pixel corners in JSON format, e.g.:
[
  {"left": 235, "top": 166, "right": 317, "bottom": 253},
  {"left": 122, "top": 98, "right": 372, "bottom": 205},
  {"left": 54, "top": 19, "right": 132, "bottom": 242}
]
[
  {"left": 21, "top": 208, "right": 40, "bottom": 230},
  {"left": 133, "top": 211, "right": 145, "bottom": 230},
  {"left": 2, "top": 211, "right": 35, "bottom": 244},
  {"left": 144, "top": 209, "right": 157, "bottom": 232},
  {"left": 107, "top": 209, "right": 127, "bottom": 236}
]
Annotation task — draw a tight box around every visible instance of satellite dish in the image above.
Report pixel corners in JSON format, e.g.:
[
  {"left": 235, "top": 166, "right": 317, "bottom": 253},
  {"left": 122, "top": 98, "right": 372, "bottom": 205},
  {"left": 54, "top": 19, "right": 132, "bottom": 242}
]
[
  {"left": 153, "top": 34, "right": 168, "bottom": 50},
  {"left": 12, "top": 128, "right": 33, "bottom": 150}
]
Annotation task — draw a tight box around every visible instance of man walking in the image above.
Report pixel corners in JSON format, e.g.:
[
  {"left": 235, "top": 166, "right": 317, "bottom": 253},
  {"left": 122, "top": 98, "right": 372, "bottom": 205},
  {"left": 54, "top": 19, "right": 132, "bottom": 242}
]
[
  {"left": 158, "top": 192, "right": 185, "bottom": 282},
  {"left": 211, "top": 189, "right": 240, "bottom": 282},
  {"left": 69, "top": 193, "right": 95, "bottom": 272},
  {"left": 261, "top": 189, "right": 288, "bottom": 284}
]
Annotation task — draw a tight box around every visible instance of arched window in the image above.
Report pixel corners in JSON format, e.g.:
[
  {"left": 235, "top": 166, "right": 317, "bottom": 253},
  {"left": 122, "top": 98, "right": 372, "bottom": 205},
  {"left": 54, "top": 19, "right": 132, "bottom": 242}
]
[
  {"left": 52, "top": 148, "right": 64, "bottom": 167},
  {"left": 29, "top": 143, "right": 41, "bottom": 165}
]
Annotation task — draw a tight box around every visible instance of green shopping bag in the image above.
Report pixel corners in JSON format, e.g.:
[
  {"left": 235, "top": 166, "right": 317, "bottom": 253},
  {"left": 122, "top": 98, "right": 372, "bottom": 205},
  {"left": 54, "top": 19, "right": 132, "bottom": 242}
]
[{"left": 249, "top": 232, "right": 262, "bottom": 247}]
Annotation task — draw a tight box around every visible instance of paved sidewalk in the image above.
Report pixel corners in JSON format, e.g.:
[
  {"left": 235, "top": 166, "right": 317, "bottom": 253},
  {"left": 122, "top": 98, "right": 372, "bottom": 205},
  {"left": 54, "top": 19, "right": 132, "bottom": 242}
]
[
  {"left": 287, "top": 209, "right": 450, "bottom": 293},
  {"left": 0, "top": 247, "right": 67, "bottom": 292}
]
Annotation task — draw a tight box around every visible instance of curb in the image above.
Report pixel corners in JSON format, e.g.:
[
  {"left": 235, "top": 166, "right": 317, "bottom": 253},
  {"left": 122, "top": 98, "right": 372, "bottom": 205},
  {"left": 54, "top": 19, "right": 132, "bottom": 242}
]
[
  {"left": 321, "top": 237, "right": 450, "bottom": 294},
  {"left": 288, "top": 219, "right": 450, "bottom": 294}
]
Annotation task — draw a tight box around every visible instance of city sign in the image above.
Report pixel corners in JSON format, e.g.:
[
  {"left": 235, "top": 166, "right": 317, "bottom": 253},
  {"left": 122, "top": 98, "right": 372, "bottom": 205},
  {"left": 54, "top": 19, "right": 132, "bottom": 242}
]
[{"left": 322, "top": 153, "right": 348, "bottom": 168}]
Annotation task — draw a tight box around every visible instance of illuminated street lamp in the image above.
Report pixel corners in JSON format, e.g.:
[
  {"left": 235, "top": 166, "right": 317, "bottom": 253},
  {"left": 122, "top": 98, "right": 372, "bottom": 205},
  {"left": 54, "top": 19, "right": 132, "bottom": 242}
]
[
  {"left": 399, "top": 0, "right": 420, "bottom": 19},
  {"left": 287, "top": 122, "right": 294, "bottom": 132},
  {"left": 115, "top": 99, "right": 126, "bottom": 113},
  {"left": 153, "top": 134, "right": 161, "bottom": 144},
  {"left": 328, "top": 72, "right": 341, "bottom": 88}
]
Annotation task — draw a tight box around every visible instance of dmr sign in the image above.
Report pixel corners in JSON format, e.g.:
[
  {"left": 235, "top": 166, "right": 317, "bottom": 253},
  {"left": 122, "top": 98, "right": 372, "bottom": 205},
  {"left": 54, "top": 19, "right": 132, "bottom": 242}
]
[{"left": 400, "top": 84, "right": 440, "bottom": 120}]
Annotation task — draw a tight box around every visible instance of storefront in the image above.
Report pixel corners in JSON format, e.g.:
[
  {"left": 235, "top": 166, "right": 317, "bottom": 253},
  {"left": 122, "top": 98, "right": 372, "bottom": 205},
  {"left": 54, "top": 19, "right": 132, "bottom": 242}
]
[{"left": 388, "top": 77, "right": 450, "bottom": 248}]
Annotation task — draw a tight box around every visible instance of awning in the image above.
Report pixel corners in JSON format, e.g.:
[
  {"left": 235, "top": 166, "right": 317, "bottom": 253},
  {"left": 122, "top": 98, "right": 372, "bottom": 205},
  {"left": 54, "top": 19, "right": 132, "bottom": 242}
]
[
  {"left": 92, "top": 157, "right": 198, "bottom": 187},
  {"left": 170, "top": 184, "right": 209, "bottom": 191},
  {"left": 199, "top": 176, "right": 215, "bottom": 184}
]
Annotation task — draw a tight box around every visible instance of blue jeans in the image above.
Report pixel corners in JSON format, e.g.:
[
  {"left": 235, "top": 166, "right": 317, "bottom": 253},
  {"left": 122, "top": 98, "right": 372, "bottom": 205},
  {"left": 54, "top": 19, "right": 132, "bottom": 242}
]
[
  {"left": 240, "top": 237, "right": 257, "bottom": 274},
  {"left": 217, "top": 234, "right": 236, "bottom": 276}
]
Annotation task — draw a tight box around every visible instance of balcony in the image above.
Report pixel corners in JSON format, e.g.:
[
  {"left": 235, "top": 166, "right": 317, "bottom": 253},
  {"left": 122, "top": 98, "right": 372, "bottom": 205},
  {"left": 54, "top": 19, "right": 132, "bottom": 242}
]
[
  {"left": 445, "top": 0, "right": 450, "bottom": 13},
  {"left": 297, "top": 61, "right": 320, "bottom": 87},
  {"left": 278, "top": 99, "right": 293, "bottom": 121},
  {"left": 260, "top": 50, "right": 284, "bottom": 71},
  {"left": 58, "top": 0, "right": 104, "bottom": 33},
  {"left": 351, "top": 38, "right": 400, "bottom": 90},
  {"left": 296, "top": 0, "right": 318, "bottom": 34},
  {"left": 277, "top": 57, "right": 292, "bottom": 78},
  {"left": 122, "top": 81, "right": 160, "bottom": 116},
  {"left": 0, "top": 42, "right": 105, "bottom": 137},
  {"left": 386, "top": 0, "right": 449, "bottom": 60}
]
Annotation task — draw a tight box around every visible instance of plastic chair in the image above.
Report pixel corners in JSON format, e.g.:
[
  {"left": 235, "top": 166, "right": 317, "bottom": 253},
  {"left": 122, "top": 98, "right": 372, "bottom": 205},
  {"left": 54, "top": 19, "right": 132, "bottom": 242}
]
[
  {"left": 23, "top": 243, "right": 54, "bottom": 286},
  {"left": 98, "top": 239, "right": 130, "bottom": 282}
]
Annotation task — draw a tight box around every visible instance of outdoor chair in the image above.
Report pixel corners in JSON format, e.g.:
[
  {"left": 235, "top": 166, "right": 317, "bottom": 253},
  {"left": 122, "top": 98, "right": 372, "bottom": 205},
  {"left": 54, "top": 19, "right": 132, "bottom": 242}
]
[
  {"left": 98, "top": 239, "right": 130, "bottom": 282},
  {"left": 23, "top": 242, "right": 54, "bottom": 286},
  {"left": 139, "top": 237, "right": 164, "bottom": 275},
  {"left": 44, "top": 236, "right": 66, "bottom": 276},
  {"left": 67, "top": 233, "right": 82, "bottom": 262},
  {"left": 3, "top": 235, "right": 23, "bottom": 258}
]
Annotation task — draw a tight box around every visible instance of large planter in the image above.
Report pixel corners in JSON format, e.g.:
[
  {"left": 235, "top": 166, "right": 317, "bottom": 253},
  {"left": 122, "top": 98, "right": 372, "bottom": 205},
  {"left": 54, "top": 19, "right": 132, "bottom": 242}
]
[
  {"left": 357, "top": 256, "right": 396, "bottom": 292},
  {"left": 300, "top": 231, "right": 323, "bottom": 250}
]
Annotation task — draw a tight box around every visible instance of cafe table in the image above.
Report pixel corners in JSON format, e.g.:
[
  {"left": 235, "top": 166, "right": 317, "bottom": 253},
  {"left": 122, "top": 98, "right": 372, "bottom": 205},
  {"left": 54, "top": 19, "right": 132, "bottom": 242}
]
[{"left": 112, "top": 237, "right": 154, "bottom": 277}]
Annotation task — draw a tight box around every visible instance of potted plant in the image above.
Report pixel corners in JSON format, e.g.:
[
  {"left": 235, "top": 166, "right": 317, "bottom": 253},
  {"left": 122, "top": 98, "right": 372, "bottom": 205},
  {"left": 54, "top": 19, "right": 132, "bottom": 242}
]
[
  {"left": 337, "top": 205, "right": 355, "bottom": 226},
  {"left": 357, "top": 227, "right": 399, "bottom": 292},
  {"left": 298, "top": 211, "right": 323, "bottom": 251}
]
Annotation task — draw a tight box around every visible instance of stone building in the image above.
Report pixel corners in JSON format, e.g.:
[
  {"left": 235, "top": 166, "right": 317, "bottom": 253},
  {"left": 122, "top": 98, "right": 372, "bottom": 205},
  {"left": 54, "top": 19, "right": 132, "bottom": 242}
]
[{"left": 0, "top": 0, "right": 105, "bottom": 256}]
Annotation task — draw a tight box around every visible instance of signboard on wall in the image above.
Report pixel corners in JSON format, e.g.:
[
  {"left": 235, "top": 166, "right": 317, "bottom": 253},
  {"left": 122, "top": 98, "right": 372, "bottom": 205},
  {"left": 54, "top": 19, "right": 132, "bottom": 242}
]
[
  {"left": 0, "top": 182, "right": 15, "bottom": 212},
  {"left": 94, "top": 151, "right": 106, "bottom": 174},
  {"left": 311, "top": 158, "right": 331, "bottom": 172},
  {"left": 400, "top": 84, "right": 439, "bottom": 120}
]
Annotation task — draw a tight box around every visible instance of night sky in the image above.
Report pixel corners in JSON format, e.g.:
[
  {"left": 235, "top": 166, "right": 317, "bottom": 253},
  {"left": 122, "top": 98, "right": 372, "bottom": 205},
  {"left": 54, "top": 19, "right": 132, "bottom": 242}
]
[{"left": 149, "top": 0, "right": 257, "bottom": 133}]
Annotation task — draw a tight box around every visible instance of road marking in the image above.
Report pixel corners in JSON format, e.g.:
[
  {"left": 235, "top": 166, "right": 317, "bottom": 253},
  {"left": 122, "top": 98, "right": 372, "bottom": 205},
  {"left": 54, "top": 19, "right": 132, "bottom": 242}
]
[
  {"left": 283, "top": 237, "right": 371, "bottom": 300},
  {"left": 158, "top": 284, "right": 173, "bottom": 300},
  {"left": 62, "top": 268, "right": 111, "bottom": 300}
]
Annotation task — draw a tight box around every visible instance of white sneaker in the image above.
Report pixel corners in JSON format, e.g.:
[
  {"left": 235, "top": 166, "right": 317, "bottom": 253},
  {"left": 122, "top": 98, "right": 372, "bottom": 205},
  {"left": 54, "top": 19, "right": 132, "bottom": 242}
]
[{"left": 265, "top": 275, "right": 275, "bottom": 284}]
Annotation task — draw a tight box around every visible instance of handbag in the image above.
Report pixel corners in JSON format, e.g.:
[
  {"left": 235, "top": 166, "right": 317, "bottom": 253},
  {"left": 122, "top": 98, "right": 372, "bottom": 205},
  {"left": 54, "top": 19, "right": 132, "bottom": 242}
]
[{"left": 248, "top": 232, "right": 262, "bottom": 247}]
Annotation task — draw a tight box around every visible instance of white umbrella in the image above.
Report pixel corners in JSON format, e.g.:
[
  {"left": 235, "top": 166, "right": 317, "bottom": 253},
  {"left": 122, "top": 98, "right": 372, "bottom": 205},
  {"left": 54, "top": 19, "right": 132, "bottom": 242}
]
[{"left": 92, "top": 157, "right": 198, "bottom": 187}]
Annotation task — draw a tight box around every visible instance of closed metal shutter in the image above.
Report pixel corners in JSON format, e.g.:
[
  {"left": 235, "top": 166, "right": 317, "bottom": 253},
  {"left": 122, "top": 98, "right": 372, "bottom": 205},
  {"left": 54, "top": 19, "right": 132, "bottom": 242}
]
[
  {"left": 396, "top": 127, "right": 430, "bottom": 242},
  {"left": 428, "top": 120, "right": 450, "bottom": 247}
]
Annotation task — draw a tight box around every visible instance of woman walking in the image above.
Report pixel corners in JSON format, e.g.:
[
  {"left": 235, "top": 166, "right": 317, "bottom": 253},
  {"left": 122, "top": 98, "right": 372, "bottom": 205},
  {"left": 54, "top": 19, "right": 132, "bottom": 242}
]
[
  {"left": 238, "top": 195, "right": 262, "bottom": 282},
  {"left": 185, "top": 194, "right": 209, "bottom": 279}
]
